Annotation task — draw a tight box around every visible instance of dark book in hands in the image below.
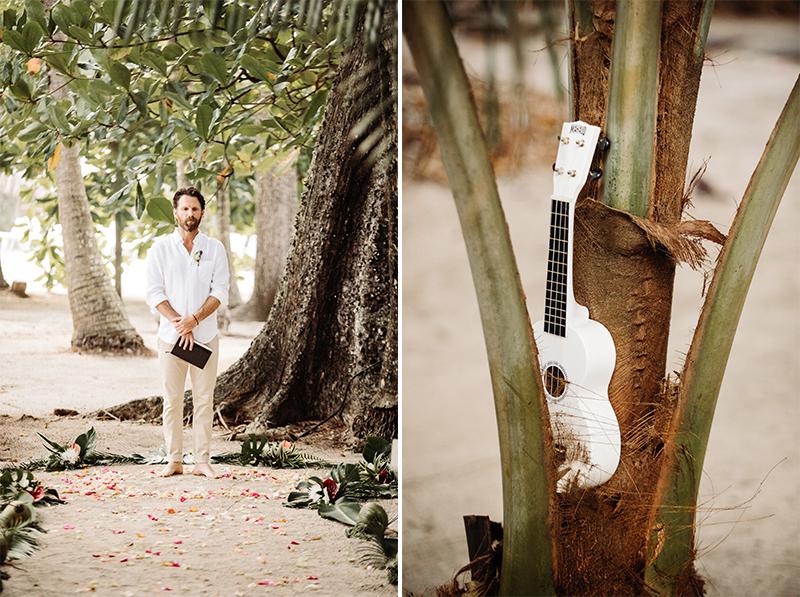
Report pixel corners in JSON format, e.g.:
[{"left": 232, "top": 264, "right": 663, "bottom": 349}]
[{"left": 170, "top": 339, "right": 212, "bottom": 369}]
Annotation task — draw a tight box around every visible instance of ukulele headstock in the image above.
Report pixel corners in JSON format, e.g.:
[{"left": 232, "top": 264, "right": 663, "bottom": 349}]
[{"left": 552, "top": 121, "right": 602, "bottom": 202}]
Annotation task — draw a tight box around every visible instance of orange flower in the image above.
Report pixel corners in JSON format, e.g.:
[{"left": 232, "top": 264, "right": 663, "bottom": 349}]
[{"left": 27, "top": 58, "right": 41, "bottom": 74}]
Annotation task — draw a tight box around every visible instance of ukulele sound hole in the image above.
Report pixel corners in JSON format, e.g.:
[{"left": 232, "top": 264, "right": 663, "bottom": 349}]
[{"left": 544, "top": 365, "right": 567, "bottom": 398}]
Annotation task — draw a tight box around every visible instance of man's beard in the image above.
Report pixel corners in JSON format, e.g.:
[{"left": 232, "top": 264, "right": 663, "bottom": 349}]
[{"left": 180, "top": 216, "right": 200, "bottom": 232}]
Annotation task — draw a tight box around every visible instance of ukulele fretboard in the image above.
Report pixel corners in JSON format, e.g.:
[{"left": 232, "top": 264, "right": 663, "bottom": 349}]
[{"left": 544, "top": 198, "right": 569, "bottom": 337}]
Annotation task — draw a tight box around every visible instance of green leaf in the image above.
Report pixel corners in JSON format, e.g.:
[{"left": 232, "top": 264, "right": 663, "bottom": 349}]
[
  {"left": 17, "top": 121, "right": 48, "bottom": 143},
  {"left": 46, "top": 51, "right": 73, "bottom": 75},
  {"left": 303, "top": 88, "right": 329, "bottom": 125},
  {"left": 135, "top": 182, "right": 145, "bottom": 218},
  {"left": 184, "top": 167, "right": 218, "bottom": 180},
  {"left": 162, "top": 43, "right": 184, "bottom": 61},
  {"left": 2, "top": 8, "right": 17, "bottom": 31},
  {"left": 109, "top": 61, "right": 131, "bottom": 90},
  {"left": 199, "top": 52, "right": 228, "bottom": 85},
  {"left": 99, "top": 0, "right": 117, "bottom": 24},
  {"left": 240, "top": 53, "right": 273, "bottom": 83},
  {"left": 1, "top": 30, "right": 26, "bottom": 53},
  {"left": 362, "top": 437, "right": 391, "bottom": 465},
  {"left": 319, "top": 500, "right": 361, "bottom": 526},
  {"left": 67, "top": 24, "right": 93, "bottom": 45},
  {"left": 132, "top": 91, "right": 149, "bottom": 118},
  {"left": 51, "top": 4, "right": 74, "bottom": 33},
  {"left": 72, "top": 0, "right": 92, "bottom": 28},
  {"left": 9, "top": 78, "right": 31, "bottom": 100},
  {"left": 140, "top": 51, "right": 168, "bottom": 77},
  {"left": 4, "top": 95, "right": 20, "bottom": 113},
  {"left": 115, "top": 95, "right": 129, "bottom": 125},
  {"left": 48, "top": 103, "right": 70, "bottom": 133},
  {"left": 188, "top": 29, "right": 211, "bottom": 51},
  {"left": 195, "top": 103, "right": 213, "bottom": 139},
  {"left": 106, "top": 45, "right": 132, "bottom": 60},
  {"left": 16, "top": 21, "right": 43, "bottom": 55},
  {"left": 37, "top": 433, "right": 65, "bottom": 455},
  {"left": 145, "top": 196, "right": 174, "bottom": 224},
  {"left": 24, "top": 0, "right": 47, "bottom": 30},
  {"left": 73, "top": 427, "right": 96, "bottom": 455},
  {"left": 159, "top": 97, "right": 169, "bottom": 125}
]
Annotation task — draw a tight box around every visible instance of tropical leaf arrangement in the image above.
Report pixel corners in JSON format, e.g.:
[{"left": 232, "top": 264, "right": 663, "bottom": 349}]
[
  {"left": 0, "top": 468, "right": 64, "bottom": 588},
  {"left": 211, "top": 435, "right": 329, "bottom": 469},
  {"left": 24, "top": 428, "right": 327, "bottom": 470},
  {"left": 285, "top": 436, "right": 397, "bottom": 512},
  {"left": 348, "top": 503, "right": 398, "bottom": 586},
  {"left": 26, "top": 427, "right": 137, "bottom": 471},
  {"left": 283, "top": 437, "right": 398, "bottom": 584}
]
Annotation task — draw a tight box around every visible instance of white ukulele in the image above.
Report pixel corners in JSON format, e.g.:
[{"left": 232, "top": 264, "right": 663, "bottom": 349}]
[{"left": 532, "top": 121, "right": 620, "bottom": 491}]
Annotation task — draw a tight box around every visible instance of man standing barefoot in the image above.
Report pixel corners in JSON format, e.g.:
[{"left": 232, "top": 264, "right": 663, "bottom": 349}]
[{"left": 145, "top": 187, "right": 229, "bottom": 478}]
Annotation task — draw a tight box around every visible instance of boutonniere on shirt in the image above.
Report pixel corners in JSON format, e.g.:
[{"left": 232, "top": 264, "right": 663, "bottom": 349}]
[{"left": 192, "top": 250, "right": 203, "bottom": 266}]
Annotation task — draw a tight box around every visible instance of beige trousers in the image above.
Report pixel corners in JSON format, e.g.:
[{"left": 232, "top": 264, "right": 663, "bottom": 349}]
[{"left": 157, "top": 335, "right": 219, "bottom": 463}]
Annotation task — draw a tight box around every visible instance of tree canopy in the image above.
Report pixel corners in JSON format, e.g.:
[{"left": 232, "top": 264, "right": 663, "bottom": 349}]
[{"left": 0, "top": 0, "right": 379, "bottom": 283}]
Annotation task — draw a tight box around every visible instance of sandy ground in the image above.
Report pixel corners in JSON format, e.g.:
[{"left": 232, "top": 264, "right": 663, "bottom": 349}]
[
  {"left": 401, "top": 13, "right": 800, "bottom": 597},
  {"left": 0, "top": 292, "right": 398, "bottom": 596}
]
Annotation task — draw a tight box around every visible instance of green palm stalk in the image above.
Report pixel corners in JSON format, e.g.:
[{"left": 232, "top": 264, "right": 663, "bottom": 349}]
[
  {"left": 601, "top": 0, "right": 662, "bottom": 218},
  {"left": 645, "top": 75, "right": 800, "bottom": 596},
  {"left": 403, "top": 2, "right": 556, "bottom": 595}
]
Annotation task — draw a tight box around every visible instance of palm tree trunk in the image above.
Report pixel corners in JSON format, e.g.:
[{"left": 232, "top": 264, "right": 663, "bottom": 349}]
[
  {"left": 55, "top": 141, "right": 145, "bottom": 352},
  {"left": 42, "top": 0, "right": 144, "bottom": 353}
]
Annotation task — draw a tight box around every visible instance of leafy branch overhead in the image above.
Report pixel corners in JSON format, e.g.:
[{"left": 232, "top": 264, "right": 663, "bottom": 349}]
[{"left": 0, "top": 0, "right": 389, "bottom": 221}]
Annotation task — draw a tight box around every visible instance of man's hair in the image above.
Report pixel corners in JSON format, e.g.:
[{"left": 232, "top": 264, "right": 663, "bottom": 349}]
[{"left": 172, "top": 187, "right": 205, "bottom": 210}]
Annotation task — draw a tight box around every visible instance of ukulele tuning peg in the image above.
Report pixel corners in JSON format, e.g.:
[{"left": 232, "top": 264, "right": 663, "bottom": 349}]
[
  {"left": 597, "top": 137, "right": 611, "bottom": 152},
  {"left": 588, "top": 168, "right": 603, "bottom": 181}
]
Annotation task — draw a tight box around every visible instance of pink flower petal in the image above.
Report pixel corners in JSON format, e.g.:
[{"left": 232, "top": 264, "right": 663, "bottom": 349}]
[{"left": 63, "top": 525, "right": 75, "bottom": 530}]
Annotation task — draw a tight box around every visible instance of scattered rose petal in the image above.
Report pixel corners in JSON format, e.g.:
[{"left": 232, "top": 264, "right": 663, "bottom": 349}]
[{"left": 63, "top": 525, "right": 75, "bottom": 530}]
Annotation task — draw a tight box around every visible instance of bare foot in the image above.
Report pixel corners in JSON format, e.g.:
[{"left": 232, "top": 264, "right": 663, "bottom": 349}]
[
  {"left": 159, "top": 462, "right": 184, "bottom": 477},
  {"left": 192, "top": 463, "right": 218, "bottom": 478}
]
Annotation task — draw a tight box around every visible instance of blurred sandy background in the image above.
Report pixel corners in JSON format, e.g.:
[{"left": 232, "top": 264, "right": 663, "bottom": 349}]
[{"left": 401, "top": 7, "right": 799, "bottom": 597}]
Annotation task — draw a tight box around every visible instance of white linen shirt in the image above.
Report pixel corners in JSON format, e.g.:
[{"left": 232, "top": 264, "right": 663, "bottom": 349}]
[{"left": 145, "top": 230, "right": 229, "bottom": 344}]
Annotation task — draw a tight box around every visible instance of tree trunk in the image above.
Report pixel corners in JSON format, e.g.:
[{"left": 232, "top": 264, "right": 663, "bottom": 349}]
[
  {"left": 215, "top": 3, "right": 398, "bottom": 445},
  {"left": 41, "top": 0, "right": 145, "bottom": 353},
  {"left": 176, "top": 159, "right": 190, "bottom": 190},
  {"left": 232, "top": 166, "right": 297, "bottom": 321},
  {"left": 114, "top": 212, "right": 123, "bottom": 297},
  {"left": 215, "top": 176, "right": 242, "bottom": 309},
  {"left": 54, "top": 140, "right": 147, "bottom": 352},
  {"left": 0, "top": 254, "right": 7, "bottom": 290},
  {"left": 556, "top": 1, "right": 712, "bottom": 594},
  {"left": 101, "top": 3, "right": 398, "bottom": 446}
]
